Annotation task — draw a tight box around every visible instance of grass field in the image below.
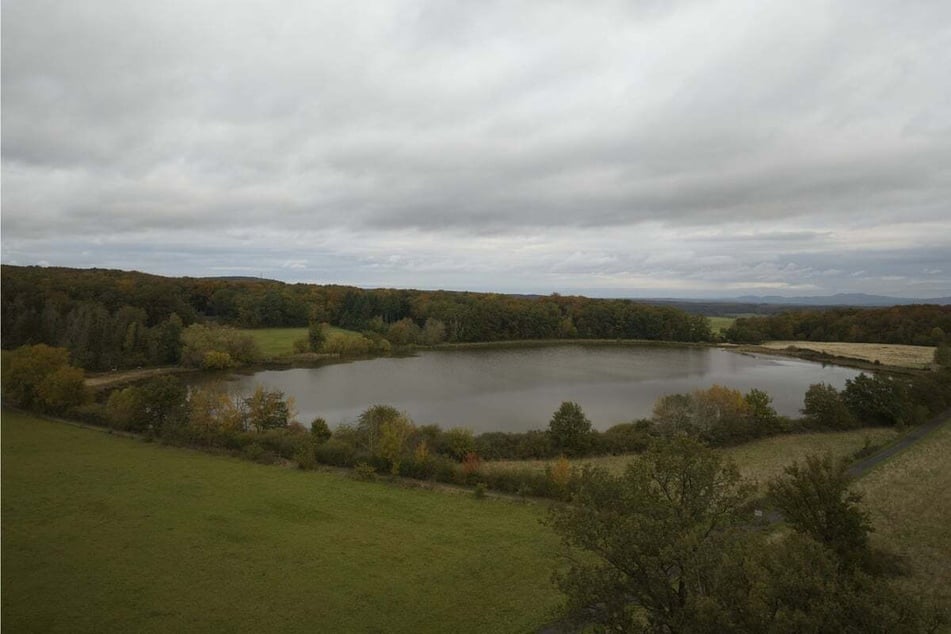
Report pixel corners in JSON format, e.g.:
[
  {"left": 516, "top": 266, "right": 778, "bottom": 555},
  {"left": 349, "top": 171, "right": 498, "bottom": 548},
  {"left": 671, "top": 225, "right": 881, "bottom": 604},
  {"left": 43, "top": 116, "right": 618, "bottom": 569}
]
[
  {"left": 239, "top": 327, "right": 307, "bottom": 357},
  {"left": 240, "top": 326, "right": 366, "bottom": 358},
  {"left": 707, "top": 316, "right": 736, "bottom": 334},
  {"left": 760, "top": 340, "right": 936, "bottom": 369},
  {"left": 856, "top": 419, "right": 951, "bottom": 610},
  {"left": 486, "top": 428, "right": 900, "bottom": 489},
  {"left": 1, "top": 411, "right": 562, "bottom": 633}
]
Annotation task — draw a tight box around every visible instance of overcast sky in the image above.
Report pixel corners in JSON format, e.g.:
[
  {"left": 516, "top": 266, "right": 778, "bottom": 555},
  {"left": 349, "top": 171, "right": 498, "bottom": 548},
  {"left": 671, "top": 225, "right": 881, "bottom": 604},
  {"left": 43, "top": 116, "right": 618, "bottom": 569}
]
[{"left": 3, "top": 0, "right": 950, "bottom": 298}]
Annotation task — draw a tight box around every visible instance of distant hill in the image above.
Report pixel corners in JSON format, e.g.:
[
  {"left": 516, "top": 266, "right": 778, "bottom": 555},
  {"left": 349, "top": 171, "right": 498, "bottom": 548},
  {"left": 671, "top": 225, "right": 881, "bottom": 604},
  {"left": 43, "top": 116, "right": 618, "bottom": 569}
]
[{"left": 729, "top": 293, "right": 951, "bottom": 307}]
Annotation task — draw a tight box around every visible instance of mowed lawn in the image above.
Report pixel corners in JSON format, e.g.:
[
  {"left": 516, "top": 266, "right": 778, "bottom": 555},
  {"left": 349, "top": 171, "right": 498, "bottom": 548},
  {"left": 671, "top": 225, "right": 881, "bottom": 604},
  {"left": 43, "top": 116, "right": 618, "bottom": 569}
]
[
  {"left": 241, "top": 326, "right": 368, "bottom": 357},
  {"left": 239, "top": 327, "right": 307, "bottom": 357},
  {"left": 857, "top": 419, "right": 951, "bottom": 610},
  {"left": 1, "top": 411, "right": 563, "bottom": 633}
]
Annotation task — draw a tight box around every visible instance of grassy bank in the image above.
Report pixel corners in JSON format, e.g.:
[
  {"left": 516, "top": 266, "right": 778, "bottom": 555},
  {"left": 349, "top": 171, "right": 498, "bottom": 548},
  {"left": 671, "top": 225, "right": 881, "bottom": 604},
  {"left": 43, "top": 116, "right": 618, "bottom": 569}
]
[
  {"left": 1, "top": 410, "right": 562, "bottom": 633},
  {"left": 240, "top": 327, "right": 307, "bottom": 356},
  {"left": 485, "top": 428, "right": 900, "bottom": 488},
  {"left": 759, "top": 341, "right": 935, "bottom": 370},
  {"left": 857, "top": 418, "right": 951, "bottom": 610},
  {"left": 240, "top": 326, "right": 367, "bottom": 358}
]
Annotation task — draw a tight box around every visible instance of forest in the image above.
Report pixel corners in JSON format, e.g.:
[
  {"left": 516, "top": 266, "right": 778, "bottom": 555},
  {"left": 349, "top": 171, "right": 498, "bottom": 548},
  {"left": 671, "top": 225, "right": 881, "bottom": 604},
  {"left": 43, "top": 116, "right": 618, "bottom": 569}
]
[
  {"left": 725, "top": 305, "right": 951, "bottom": 346},
  {"left": 1, "top": 265, "right": 711, "bottom": 371}
]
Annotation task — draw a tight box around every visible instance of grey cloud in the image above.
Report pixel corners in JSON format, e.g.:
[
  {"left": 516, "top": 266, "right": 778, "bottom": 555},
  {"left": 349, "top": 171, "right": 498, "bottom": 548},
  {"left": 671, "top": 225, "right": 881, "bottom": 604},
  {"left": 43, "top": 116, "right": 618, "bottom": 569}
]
[{"left": 2, "top": 0, "right": 950, "bottom": 296}]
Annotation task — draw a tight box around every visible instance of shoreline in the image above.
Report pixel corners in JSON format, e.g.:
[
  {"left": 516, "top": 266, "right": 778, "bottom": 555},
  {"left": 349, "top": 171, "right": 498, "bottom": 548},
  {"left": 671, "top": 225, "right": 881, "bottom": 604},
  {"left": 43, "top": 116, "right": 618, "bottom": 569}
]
[{"left": 86, "top": 338, "right": 924, "bottom": 392}]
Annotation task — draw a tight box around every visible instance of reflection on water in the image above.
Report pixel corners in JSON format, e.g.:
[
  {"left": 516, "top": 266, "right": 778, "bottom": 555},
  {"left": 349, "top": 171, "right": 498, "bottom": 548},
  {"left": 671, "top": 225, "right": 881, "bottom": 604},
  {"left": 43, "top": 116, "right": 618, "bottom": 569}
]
[{"left": 218, "top": 346, "right": 861, "bottom": 433}]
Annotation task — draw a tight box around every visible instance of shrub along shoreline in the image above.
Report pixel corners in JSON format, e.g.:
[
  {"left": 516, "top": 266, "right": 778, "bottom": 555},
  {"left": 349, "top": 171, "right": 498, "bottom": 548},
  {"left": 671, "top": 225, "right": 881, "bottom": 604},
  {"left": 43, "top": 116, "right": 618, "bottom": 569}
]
[{"left": 5, "top": 341, "right": 951, "bottom": 501}]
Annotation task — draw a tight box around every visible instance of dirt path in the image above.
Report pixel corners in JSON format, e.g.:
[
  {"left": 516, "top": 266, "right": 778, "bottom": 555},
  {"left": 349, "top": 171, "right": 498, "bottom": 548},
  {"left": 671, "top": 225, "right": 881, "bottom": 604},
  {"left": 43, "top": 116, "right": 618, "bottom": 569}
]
[
  {"left": 847, "top": 407, "right": 950, "bottom": 478},
  {"left": 84, "top": 366, "right": 194, "bottom": 390}
]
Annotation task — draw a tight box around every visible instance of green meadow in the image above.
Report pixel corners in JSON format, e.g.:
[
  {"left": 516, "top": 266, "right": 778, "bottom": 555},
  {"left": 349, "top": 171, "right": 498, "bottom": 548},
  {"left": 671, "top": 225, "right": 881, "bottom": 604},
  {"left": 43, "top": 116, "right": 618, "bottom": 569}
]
[
  {"left": 240, "top": 326, "right": 307, "bottom": 356},
  {"left": 1, "top": 411, "right": 562, "bottom": 633},
  {"left": 240, "top": 326, "right": 366, "bottom": 358},
  {"left": 707, "top": 316, "right": 736, "bottom": 334},
  {"left": 5, "top": 408, "right": 947, "bottom": 630}
]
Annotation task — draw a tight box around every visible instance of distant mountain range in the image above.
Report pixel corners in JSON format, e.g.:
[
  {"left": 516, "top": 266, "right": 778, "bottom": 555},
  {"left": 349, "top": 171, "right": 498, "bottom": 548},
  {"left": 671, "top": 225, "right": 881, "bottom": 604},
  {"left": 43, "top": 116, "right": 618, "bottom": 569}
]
[{"left": 726, "top": 293, "right": 951, "bottom": 306}]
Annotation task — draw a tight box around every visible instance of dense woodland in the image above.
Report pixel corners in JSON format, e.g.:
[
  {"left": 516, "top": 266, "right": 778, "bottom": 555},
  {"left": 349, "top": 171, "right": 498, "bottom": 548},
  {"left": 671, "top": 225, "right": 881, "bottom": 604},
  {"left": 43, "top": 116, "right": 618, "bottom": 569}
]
[
  {"left": 726, "top": 305, "right": 951, "bottom": 345},
  {"left": 2, "top": 265, "right": 711, "bottom": 370}
]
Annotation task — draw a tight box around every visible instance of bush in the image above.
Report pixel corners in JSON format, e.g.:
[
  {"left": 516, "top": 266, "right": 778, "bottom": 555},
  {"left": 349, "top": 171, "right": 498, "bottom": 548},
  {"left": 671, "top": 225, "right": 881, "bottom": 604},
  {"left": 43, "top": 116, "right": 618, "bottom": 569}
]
[
  {"left": 242, "top": 442, "right": 277, "bottom": 464},
  {"left": 322, "top": 332, "right": 372, "bottom": 356},
  {"left": 310, "top": 417, "right": 332, "bottom": 443},
  {"left": 181, "top": 324, "right": 259, "bottom": 367},
  {"left": 256, "top": 429, "right": 309, "bottom": 460},
  {"left": 295, "top": 444, "right": 317, "bottom": 470},
  {"left": 802, "top": 383, "right": 857, "bottom": 430},
  {"left": 479, "top": 468, "right": 543, "bottom": 496},
  {"left": 201, "top": 350, "right": 235, "bottom": 370},
  {"left": 436, "top": 427, "right": 475, "bottom": 461},
  {"left": 314, "top": 438, "right": 359, "bottom": 467},
  {"left": 2, "top": 344, "right": 86, "bottom": 412},
  {"left": 353, "top": 461, "right": 377, "bottom": 481},
  {"left": 474, "top": 431, "right": 522, "bottom": 460},
  {"left": 596, "top": 421, "right": 651, "bottom": 454},
  {"left": 515, "top": 430, "right": 556, "bottom": 459},
  {"left": 841, "top": 373, "right": 911, "bottom": 427},
  {"left": 70, "top": 402, "right": 110, "bottom": 427}
]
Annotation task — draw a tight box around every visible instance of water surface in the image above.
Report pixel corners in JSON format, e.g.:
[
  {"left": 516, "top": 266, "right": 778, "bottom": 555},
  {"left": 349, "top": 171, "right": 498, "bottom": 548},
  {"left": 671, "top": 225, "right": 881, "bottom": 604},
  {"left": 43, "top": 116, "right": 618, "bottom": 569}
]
[{"left": 224, "top": 345, "right": 861, "bottom": 432}]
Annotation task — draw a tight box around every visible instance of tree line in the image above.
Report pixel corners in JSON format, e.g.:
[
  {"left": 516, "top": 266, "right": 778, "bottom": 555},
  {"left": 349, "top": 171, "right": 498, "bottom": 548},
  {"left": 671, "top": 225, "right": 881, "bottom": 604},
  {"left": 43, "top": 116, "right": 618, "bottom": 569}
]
[
  {"left": 725, "top": 304, "right": 951, "bottom": 346},
  {"left": 2, "top": 265, "right": 711, "bottom": 371}
]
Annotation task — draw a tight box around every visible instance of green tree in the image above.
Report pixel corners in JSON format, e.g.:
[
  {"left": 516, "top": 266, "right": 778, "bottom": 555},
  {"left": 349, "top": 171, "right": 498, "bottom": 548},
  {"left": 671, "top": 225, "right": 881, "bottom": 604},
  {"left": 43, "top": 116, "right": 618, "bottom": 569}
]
[
  {"left": 935, "top": 343, "right": 951, "bottom": 367},
  {"left": 106, "top": 386, "right": 148, "bottom": 430},
  {"left": 243, "top": 385, "right": 295, "bottom": 432},
  {"left": 139, "top": 376, "right": 188, "bottom": 433},
  {"left": 744, "top": 388, "right": 780, "bottom": 434},
  {"left": 310, "top": 417, "right": 332, "bottom": 443},
  {"left": 420, "top": 318, "right": 447, "bottom": 345},
  {"left": 180, "top": 324, "right": 259, "bottom": 368},
  {"left": 308, "top": 321, "right": 326, "bottom": 352},
  {"left": 36, "top": 365, "right": 88, "bottom": 414},
  {"left": 802, "top": 383, "right": 856, "bottom": 429},
  {"left": 651, "top": 393, "right": 695, "bottom": 435},
  {"left": 357, "top": 404, "right": 402, "bottom": 454},
  {"left": 548, "top": 401, "right": 593, "bottom": 456},
  {"left": 377, "top": 414, "right": 415, "bottom": 475},
  {"left": 841, "top": 373, "right": 910, "bottom": 427},
  {"left": 767, "top": 454, "right": 871, "bottom": 567},
  {"left": 386, "top": 317, "right": 421, "bottom": 345},
  {"left": 2, "top": 344, "right": 75, "bottom": 410},
  {"left": 546, "top": 436, "right": 753, "bottom": 631},
  {"left": 547, "top": 439, "right": 937, "bottom": 632},
  {"left": 437, "top": 427, "right": 475, "bottom": 461},
  {"left": 151, "top": 313, "right": 183, "bottom": 364}
]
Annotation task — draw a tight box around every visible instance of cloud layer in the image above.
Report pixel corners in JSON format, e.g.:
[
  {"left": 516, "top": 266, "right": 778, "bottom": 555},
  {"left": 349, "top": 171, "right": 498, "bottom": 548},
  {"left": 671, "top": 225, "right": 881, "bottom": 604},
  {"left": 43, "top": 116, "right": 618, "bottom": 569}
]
[{"left": 3, "top": 0, "right": 950, "bottom": 296}]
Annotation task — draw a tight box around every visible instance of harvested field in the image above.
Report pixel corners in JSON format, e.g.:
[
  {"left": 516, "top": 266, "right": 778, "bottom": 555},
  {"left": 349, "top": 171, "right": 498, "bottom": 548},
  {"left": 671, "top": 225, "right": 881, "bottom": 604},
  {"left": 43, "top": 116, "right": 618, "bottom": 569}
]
[
  {"left": 760, "top": 341, "right": 935, "bottom": 369},
  {"left": 856, "top": 418, "right": 951, "bottom": 611}
]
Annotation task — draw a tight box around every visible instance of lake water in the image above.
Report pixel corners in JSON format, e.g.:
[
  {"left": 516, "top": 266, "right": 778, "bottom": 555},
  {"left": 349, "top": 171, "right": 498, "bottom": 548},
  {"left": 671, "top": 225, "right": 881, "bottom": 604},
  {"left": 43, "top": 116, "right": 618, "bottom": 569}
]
[{"left": 222, "top": 345, "right": 862, "bottom": 433}]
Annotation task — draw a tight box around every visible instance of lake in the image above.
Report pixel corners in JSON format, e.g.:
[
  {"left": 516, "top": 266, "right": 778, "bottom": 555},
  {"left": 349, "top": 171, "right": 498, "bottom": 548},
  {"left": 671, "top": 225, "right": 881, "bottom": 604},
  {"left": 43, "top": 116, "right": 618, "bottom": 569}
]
[{"left": 223, "top": 345, "right": 862, "bottom": 433}]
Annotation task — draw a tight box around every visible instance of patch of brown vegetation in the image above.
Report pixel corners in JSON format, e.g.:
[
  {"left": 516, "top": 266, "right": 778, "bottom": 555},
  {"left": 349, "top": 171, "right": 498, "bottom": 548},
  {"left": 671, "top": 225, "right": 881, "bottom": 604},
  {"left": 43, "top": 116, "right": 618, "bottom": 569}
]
[
  {"left": 760, "top": 341, "right": 935, "bottom": 369},
  {"left": 856, "top": 419, "right": 951, "bottom": 611}
]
